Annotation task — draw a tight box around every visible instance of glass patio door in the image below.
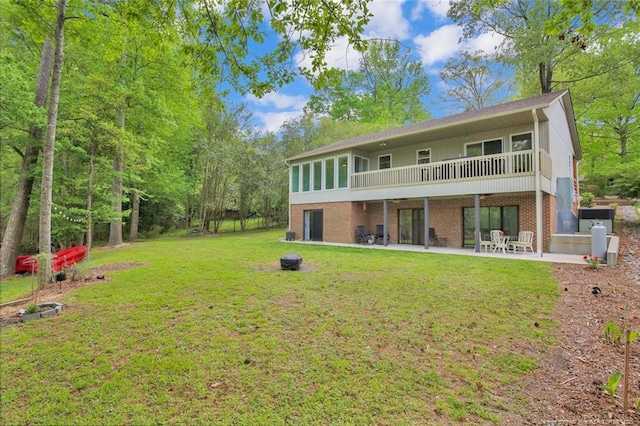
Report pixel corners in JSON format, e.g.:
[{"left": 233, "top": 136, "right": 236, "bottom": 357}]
[
  {"left": 398, "top": 209, "right": 424, "bottom": 245},
  {"left": 463, "top": 206, "right": 518, "bottom": 247}
]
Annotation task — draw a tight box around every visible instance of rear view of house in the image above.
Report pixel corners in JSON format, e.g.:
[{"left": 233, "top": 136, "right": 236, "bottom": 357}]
[{"left": 286, "top": 90, "right": 581, "bottom": 255}]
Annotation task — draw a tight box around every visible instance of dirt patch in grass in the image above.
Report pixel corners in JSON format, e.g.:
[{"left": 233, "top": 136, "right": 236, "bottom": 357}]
[{"left": 0, "top": 262, "right": 145, "bottom": 323}]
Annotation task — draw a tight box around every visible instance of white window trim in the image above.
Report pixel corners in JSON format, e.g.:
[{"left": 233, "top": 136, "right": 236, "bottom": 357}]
[
  {"left": 337, "top": 154, "right": 349, "bottom": 189},
  {"left": 416, "top": 148, "right": 431, "bottom": 164},
  {"left": 509, "top": 131, "right": 534, "bottom": 152},
  {"left": 324, "top": 157, "right": 335, "bottom": 191},
  {"left": 354, "top": 155, "right": 370, "bottom": 173},
  {"left": 291, "top": 164, "right": 300, "bottom": 193},
  {"left": 378, "top": 153, "right": 392, "bottom": 169},
  {"left": 464, "top": 138, "right": 503, "bottom": 156},
  {"left": 301, "top": 161, "right": 312, "bottom": 192}
]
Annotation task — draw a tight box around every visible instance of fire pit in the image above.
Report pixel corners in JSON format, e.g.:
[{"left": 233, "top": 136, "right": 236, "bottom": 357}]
[{"left": 280, "top": 253, "right": 302, "bottom": 271}]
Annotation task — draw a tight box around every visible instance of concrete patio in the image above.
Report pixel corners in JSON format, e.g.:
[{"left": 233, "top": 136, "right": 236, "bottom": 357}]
[{"left": 281, "top": 239, "right": 589, "bottom": 265}]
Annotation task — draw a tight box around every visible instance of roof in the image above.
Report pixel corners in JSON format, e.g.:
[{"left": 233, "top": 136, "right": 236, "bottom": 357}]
[{"left": 286, "top": 89, "right": 581, "bottom": 161}]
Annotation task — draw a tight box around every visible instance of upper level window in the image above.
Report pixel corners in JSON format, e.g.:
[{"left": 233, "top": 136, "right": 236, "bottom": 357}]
[
  {"left": 511, "top": 133, "right": 532, "bottom": 151},
  {"left": 302, "top": 163, "right": 310, "bottom": 192},
  {"left": 378, "top": 154, "right": 391, "bottom": 169},
  {"left": 313, "top": 160, "right": 322, "bottom": 191},
  {"left": 466, "top": 139, "right": 502, "bottom": 156},
  {"left": 325, "top": 158, "right": 335, "bottom": 190},
  {"left": 291, "top": 165, "right": 300, "bottom": 193},
  {"left": 417, "top": 149, "right": 431, "bottom": 164},
  {"left": 337, "top": 155, "right": 348, "bottom": 188},
  {"left": 354, "top": 156, "right": 369, "bottom": 173}
]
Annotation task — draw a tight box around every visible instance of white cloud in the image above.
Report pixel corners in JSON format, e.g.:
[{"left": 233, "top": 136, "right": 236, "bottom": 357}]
[
  {"left": 366, "top": 0, "right": 410, "bottom": 39},
  {"left": 247, "top": 91, "right": 307, "bottom": 110},
  {"left": 254, "top": 110, "right": 303, "bottom": 133},
  {"left": 464, "top": 32, "right": 506, "bottom": 55},
  {"left": 413, "top": 24, "right": 463, "bottom": 66},
  {"left": 411, "top": 0, "right": 451, "bottom": 20},
  {"left": 246, "top": 91, "right": 308, "bottom": 132}
]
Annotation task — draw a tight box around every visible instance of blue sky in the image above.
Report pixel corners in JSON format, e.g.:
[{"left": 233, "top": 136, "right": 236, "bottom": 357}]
[{"left": 243, "top": 0, "right": 505, "bottom": 133}]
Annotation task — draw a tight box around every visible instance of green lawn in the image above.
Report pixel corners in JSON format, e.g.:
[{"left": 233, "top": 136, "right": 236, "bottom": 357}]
[{"left": 0, "top": 229, "right": 558, "bottom": 424}]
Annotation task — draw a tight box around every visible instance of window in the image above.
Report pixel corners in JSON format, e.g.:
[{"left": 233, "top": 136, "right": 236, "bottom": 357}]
[
  {"left": 313, "top": 160, "right": 322, "bottom": 191},
  {"left": 302, "top": 163, "right": 310, "bottom": 192},
  {"left": 511, "top": 133, "right": 532, "bottom": 151},
  {"left": 512, "top": 133, "right": 533, "bottom": 172},
  {"left": 325, "top": 158, "right": 335, "bottom": 190},
  {"left": 466, "top": 139, "right": 502, "bottom": 156},
  {"left": 462, "top": 206, "right": 518, "bottom": 247},
  {"left": 337, "top": 155, "right": 348, "bottom": 188},
  {"left": 291, "top": 165, "right": 300, "bottom": 193},
  {"left": 417, "top": 149, "right": 431, "bottom": 164},
  {"left": 379, "top": 154, "right": 391, "bottom": 169},
  {"left": 354, "top": 156, "right": 369, "bottom": 173}
]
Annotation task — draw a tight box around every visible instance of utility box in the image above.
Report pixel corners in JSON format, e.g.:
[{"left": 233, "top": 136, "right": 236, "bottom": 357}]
[{"left": 578, "top": 208, "right": 615, "bottom": 234}]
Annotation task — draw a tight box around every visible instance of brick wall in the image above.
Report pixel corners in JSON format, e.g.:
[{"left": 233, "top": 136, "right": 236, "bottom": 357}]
[{"left": 290, "top": 193, "right": 555, "bottom": 250}]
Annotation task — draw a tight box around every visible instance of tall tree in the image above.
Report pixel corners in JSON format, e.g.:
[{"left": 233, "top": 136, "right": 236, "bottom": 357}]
[
  {"left": 448, "top": 0, "right": 629, "bottom": 95},
  {"left": 38, "top": 0, "right": 68, "bottom": 282},
  {"left": 0, "top": 39, "right": 52, "bottom": 277},
  {"left": 307, "top": 39, "right": 431, "bottom": 124},
  {"left": 439, "top": 50, "right": 513, "bottom": 112}
]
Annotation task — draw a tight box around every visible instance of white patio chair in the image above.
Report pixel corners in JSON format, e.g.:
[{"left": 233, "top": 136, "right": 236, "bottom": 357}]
[
  {"left": 476, "top": 231, "right": 492, "bottom": 252},
  {"left": 490, "top": 230, "right": 509, "bottom": 253},
  {"left": 509, "top": 231, "right": 534, "bottom": 254}
]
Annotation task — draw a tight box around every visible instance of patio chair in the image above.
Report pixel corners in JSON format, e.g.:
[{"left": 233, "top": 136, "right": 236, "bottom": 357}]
[
  {"left": 356, "top": 226, "right": 368, "bottom": 244},
  {"left": 376, "top": 225, "right": 390, "bottom": 244},
  {"left": 490, "top": 230, "right": 509, "bottom": 253},
  {"left": 509, "top": 231, "right": 534, "bottom": 254},
  {"left": 428, "top": 227, "right": 438, "bottom": 246},
  {"left": 477, "top": 231, "right": 492, "bottom": 252}
]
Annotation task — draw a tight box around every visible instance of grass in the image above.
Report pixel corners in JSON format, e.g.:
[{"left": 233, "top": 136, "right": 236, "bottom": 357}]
[{"left": 0, "top": 229, "right": 559, "bottom": 424}]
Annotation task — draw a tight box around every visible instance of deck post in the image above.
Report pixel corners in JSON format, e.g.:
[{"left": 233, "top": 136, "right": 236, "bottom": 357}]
[
  {"left": 474, "top": 194, "right": 481, "bottom": 252},
  {"left": 383, "top": 199, "right": 389, "bottom": 246},
  {"left": 424, "top": 197, "right": 429, "bottom": 249}
]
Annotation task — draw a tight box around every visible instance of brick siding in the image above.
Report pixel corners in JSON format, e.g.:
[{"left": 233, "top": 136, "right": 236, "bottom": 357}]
[{"left": 290, "top": 193, "right": 556, "bottom": 251}]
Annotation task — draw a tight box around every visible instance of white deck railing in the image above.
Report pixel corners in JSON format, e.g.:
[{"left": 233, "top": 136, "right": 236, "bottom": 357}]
[{"left": 351, "top": 150, "right": 538, "bottom": 190}]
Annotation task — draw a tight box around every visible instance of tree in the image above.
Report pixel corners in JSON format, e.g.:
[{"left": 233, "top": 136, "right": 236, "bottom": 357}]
[
  {"left": 307, "top": 39, "right": 431, "bottom": 125},
  {"left": 0, "top": 39, "right": 52, "bottom": 277},
  {"left": 38, "top": 0, "right": 68, "bottom": 283},
  {"left": 448, "top": 0, "right": 629, "bottom": 95},
  {"left": 439, "top": 50, "right": 513, "bottom": 112}
]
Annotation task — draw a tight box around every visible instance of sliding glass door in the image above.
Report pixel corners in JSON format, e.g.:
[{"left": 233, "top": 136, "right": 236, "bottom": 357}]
[
  {"left": 399, "top": 209, "right": 424, "bottom": 245},
  {"left": 463, "top": 206, "right": 518, "bottom": 247}
]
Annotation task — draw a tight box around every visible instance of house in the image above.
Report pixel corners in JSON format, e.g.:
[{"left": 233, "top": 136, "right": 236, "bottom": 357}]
[{"left": 285, "top": 90, "right": 581, "bottom": 255}]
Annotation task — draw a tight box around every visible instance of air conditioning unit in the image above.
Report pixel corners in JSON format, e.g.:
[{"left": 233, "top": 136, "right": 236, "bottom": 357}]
[{"left": 577, "top": 208, "right": 615, "bottom": 234}]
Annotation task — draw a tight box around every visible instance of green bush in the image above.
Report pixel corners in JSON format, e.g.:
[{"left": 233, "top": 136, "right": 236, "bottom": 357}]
[{"left": 580, "top": 191, "right": 595, "bottom": 207}]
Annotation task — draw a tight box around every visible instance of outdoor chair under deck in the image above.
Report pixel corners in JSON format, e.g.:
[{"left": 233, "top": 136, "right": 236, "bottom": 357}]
[
  {"left": 509, "top": 231, "right": 534, "bottom": 254},
  {"left": 477, "top": 231, "right": 492, "bottom": 252},
  {"left": 490, "top": 230, "right": 510, "bottom": 254},
  {"left": 376, "top": 225, "right": 390, "bottom": 245},
  {"left": 356, "top": 226, "right": 368, "bottom": 244}
]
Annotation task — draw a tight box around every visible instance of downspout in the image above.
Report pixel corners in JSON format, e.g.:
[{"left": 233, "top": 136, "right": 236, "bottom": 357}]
[{"left": 533, "top": 109, "right": 543, "bottom": 257}]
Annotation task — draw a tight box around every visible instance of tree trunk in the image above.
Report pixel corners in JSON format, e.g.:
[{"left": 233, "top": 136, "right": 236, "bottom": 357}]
[
  {"left": 85, "top": 143, "right": 96, "bottom": 260},
  {"left": 0, "top": 40, "right": 54, "bottom": 277},
  {"left": 539, "top": 61, "right": 552, "bottom": 94},
  {"left": 129, "top": 191, "right": 139, "bottom": 241},
  {"left": 108, "top": 151, "right": 124, "bottom": 246},
  {"left": 38, "top": 0, "right": 67, "bottom": 285}
]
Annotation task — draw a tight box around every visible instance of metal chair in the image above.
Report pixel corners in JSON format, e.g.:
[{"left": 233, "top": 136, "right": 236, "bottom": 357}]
[
  {"left": 428, "top": 227, "right": 438, "bottom": 246},
  {"left": 376, "top": 225, "right": 390, "bottom": 244},
  {"left": 356, "top": 226, "right": 368, "bottom": 244}
]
